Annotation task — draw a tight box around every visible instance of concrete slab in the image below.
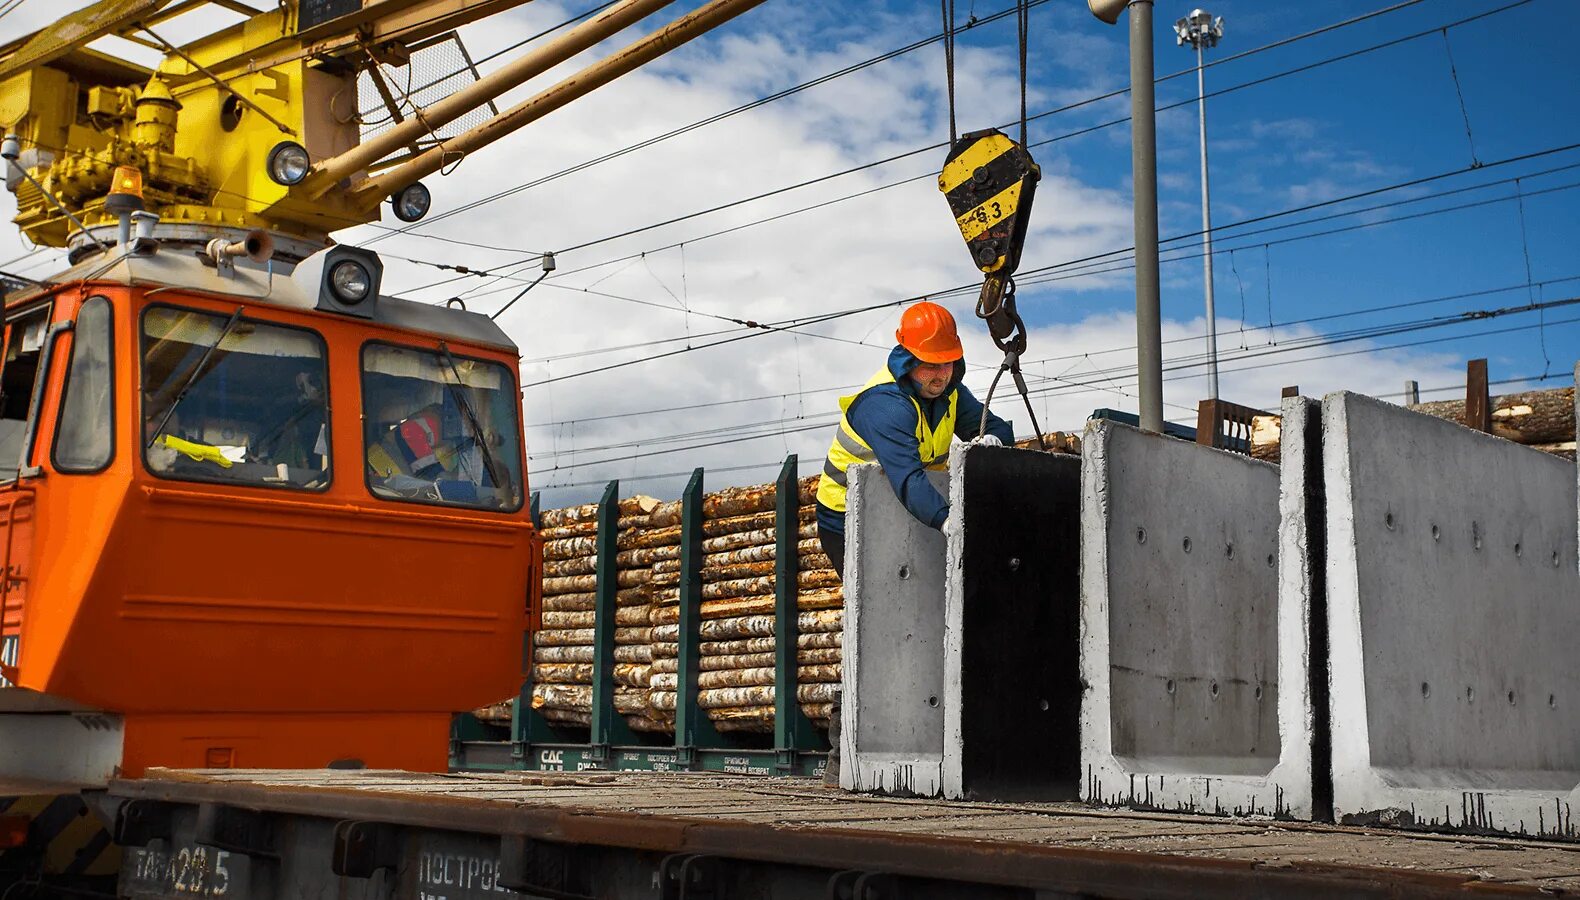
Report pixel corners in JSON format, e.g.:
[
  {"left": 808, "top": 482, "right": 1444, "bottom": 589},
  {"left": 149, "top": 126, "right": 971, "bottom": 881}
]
[
  {"left": 1080, "top": 419, "right": 1303, "bottom": 818},
  {"left": 840, "top": 463, "right": 949, "bottom": 796},
  {"left": 1324, "top": 391, "right": 1580, "bottom": 838},
  {"left": 941, "top": 444, "right": 1082, "bottom": 801}
]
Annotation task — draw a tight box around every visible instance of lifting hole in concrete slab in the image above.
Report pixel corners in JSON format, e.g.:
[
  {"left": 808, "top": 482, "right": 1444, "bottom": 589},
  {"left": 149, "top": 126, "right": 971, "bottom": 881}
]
[
  {"left": 927, "top": 695, "right": 939, "bottom": 708},
  {"left": 1385, "top": 512, "right": 1396, "bottom": 530},
  {"left": 1508, "top": 690, "right": 1517, "bottom": 706},
  {"left": 1466, "top": 686, "right": 1476, "bottom": 703},
  {"left": 1210, "top": 681, "right": 1220, "bottom": 699},
  {"left": 1472, "top": 522, "right": 1483, "bottom": 551},
  {"left": 1266, "top": 553, "right": 1275, "bottom": 567},
  {"left": 1136, "top": 527, "right": 1147, "bottom": 545},
  {"left": 1515, "top": 543, "right": 1523, "bottom": 559},
  {"left": 898, "top": 565, "right": 911, "bottom": 580},
  {"left": 1182, "top": 537, "right": 1193, "bottom": 554},
  {"left": 1225, "top": 543, "right": 1235, "bottom": 559},
  {"left": 1432, "top": 524, "right": 1441, "bottom": 542},
  {"left": 1555, "top": 551, "right": 1563, "bottom": 568},
  {"left": 1165, "top": 679, "right": 1176, "bottom": 695},
  {"left": 1421, "top": 682, "right": 1431, "bottom": 699},
  {"left": 1550, "top": 694, "right": 1558, "bottom": 709},
  {"left": 1254, "top": 685, "right": 1263, "bottom": 701}
]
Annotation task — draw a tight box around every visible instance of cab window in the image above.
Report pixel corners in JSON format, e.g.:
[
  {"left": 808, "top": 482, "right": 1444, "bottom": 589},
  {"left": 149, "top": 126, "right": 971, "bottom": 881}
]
[
  {"left": 53, "top": 296, "right": 114, "bottom": 472},
  {"left": 141, "top": 305, "right": 330, "bottom": 490},
  {"left": 361, "top": 343, "right": 522, "bottom": 511},
  {"left": 0, "top": 306, "right": 52, "bottom": 480}
]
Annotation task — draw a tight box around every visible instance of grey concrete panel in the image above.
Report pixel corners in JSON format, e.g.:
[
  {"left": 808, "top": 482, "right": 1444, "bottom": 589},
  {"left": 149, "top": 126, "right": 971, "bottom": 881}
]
[
  {"left": 942, "top": 444, "right": 1082, "bottom": 801},
  {"left": 1081, "top": 419, "right": 1308, "bottom": 818},
  {"left": 840, "top": 463, "right": 949, "bottom": 796},
  {"left": 1325, "top": 391, "right": 1580, "bottom": 838}
]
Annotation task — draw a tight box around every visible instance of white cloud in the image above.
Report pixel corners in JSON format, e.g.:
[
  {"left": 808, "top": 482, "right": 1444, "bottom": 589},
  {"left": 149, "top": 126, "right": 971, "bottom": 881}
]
[{"left": 0, "top": 0, "right": 1490, "bottom": 507}]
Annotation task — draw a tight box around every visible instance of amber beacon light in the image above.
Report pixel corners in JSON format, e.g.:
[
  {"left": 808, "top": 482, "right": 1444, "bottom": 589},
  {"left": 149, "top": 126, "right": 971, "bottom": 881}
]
[{"left": 104, "top": 166, "right": 145, "bottom": 215}]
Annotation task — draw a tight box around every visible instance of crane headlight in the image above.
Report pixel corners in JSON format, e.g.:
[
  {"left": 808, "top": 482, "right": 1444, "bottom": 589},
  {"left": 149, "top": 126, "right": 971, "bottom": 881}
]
[
  {"left": 391, "top": 182, "right": 432, "bottom": 222},
  {"left": 329, "top": 259, "right": 372, "bottom": 304},
  {"left": 266, "top": 141, "right": 311, "bottom": 186}
]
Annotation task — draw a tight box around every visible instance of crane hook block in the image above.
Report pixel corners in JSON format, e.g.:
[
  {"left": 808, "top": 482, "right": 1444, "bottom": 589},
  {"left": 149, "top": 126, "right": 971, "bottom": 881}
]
[{"left": 938, "top": 128, "right": 1040, "bottom": 277}]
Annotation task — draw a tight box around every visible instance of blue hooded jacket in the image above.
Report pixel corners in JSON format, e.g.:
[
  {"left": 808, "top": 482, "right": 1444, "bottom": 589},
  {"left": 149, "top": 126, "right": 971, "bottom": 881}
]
[{"left": 816, "top": 346, "right": 1013, "bottom": 535}]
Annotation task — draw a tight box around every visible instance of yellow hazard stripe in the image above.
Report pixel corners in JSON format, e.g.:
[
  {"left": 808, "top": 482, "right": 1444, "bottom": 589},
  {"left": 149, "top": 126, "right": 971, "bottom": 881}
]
[
  {"left": 938, "top": 134, "right": 1017, "bottom": 194},
  {"left": 0, "top": 793, "right": 119, "bottom": 876},
  {"left": 955, "top": 180, "right": 1023, "bottom": 242}
]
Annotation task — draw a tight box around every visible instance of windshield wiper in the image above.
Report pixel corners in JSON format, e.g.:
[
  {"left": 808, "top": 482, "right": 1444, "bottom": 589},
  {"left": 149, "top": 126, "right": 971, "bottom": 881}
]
[
  {"left": 437, "top": 342, "right": 509, "bottom": 491},
  {"left": 147, "top": 307, "right": 243, "bottom": 449}
]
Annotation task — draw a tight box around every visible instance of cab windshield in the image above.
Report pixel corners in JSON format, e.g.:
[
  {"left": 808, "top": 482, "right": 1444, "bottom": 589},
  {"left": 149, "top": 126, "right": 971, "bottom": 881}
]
[
  {"left": 361, "top": 343, "right": 522, "bottom": 511},
  {"left": 141, "top": 306, "right": 330, "bottom": 490}
]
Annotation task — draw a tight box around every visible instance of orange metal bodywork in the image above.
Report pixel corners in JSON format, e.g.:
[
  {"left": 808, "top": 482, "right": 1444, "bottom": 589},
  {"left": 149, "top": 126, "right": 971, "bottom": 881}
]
[{"left": 0, "top": 283, "right": 536, "bottom": 776}]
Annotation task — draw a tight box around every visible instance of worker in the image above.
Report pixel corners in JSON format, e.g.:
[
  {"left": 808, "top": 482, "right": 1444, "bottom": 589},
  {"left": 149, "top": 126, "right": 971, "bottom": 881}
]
[{"left": 814, "top": 301, "right": 1013, "bottom": 579}]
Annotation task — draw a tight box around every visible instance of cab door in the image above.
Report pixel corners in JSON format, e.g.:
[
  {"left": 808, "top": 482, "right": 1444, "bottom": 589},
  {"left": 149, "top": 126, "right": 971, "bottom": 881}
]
[{"left": 0, "top": 301, "right": 55, "bottom": 687}]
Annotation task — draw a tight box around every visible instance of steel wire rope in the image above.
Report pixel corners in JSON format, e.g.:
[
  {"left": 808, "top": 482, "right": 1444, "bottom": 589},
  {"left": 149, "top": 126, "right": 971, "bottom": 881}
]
[
  {"left": 534, "top": 298, "right": 1580, "bottom": 476},
  {"left": 370, "top": 0, "right": 1062, "bottom": 244},
  {"left": 522, "top": 267, "right": 1580, "bottom": 428},
  {"left": 530, "top": 279, "right": 1580, "bottom": 458},
  {"left": 534, "top": 293, "right": 1580, "bottom": 463},
  {"left": 484, "top": 146, "right": 1580, "bottom": 383},
  {"left": 1007, "top": 172, "right": 1580, "bottom": 293},
  {"left": 540, "top": 363, "right": 1580, "bottom": 490},
  {"left": 534, "top": 368, "right": 1571, "bottom": 491},
  {"left": 356, "top": 0, "right": 622, "bottom": 123},
  {"left": 509, "top": 0, "right": 1529, "bottom": 279},
  {"left": 381, "top": 0, "right": 1435, "bottom": 248}
]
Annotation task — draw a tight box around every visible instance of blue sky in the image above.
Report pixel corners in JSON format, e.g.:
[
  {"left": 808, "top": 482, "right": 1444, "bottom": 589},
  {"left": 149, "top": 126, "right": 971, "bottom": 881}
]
[
  {"left": 3, "top": 0, "right": 1577, "bottom": 501},
  {"left": 975, "top": 0, "right": 1580, "bottom": 395}
]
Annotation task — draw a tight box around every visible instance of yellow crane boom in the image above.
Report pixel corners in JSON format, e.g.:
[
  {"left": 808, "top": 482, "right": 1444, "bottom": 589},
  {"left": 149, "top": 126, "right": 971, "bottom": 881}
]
[{"left": 0, "top": 0, "right": 768, "bottom": 257}]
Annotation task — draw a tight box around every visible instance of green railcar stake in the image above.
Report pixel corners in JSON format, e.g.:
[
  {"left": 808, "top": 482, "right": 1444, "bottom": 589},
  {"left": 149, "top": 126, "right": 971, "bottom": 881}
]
[
  {"left": 590, "top": 479, "right": 637, "bottom": 762},
  {"left": 675, "top": 468, "right": 725, "bottom": 763},
  {"left": 774, "top": 454, "right": 821, "bottom": 771}
]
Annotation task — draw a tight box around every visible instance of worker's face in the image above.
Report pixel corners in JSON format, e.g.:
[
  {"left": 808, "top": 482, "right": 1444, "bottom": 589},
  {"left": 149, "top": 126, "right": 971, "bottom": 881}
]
[{"left": 910, "top": 361, "right": 954, "bottom": 399}]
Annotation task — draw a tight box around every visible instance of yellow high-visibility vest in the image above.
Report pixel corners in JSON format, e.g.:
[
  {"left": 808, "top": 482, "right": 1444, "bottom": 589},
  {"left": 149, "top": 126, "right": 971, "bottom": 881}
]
[{"left": 815, "top": 364, "right": 957, "bottom": 514}]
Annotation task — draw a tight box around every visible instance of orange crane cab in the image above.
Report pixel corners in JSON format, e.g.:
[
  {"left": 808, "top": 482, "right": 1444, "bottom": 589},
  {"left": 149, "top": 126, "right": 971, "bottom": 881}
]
[{"left": 0, "top": 239, "right": 537, "bottom": 783}]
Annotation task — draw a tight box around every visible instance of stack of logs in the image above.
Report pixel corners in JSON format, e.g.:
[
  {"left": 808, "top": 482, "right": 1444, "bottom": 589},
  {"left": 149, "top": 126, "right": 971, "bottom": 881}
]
[
  {"left": 529, "top": 495, "right": 677, "bottom": 731},
  {"left": 511, "top": 475, "right": 844, "bottom": 735},
  {"left": 1250, "top": 386, "right": 1577, "bottom": 462},
  {"left": 646, "top": 475, "right": 840, "bottom": 733},
  {"left": 1016, "top": 431, "right": 1082, "bottom": 454}
]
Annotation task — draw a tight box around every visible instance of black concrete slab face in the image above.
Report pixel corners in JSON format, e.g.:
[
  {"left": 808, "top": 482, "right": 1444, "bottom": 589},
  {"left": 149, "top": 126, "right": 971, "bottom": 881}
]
[{"left": 943, "top": 444, "right": 1083, "bottom": 801}]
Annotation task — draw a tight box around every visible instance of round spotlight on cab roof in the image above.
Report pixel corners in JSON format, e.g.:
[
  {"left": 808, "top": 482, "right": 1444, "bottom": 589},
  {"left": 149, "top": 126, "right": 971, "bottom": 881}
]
[
  {"left": 390, "top": 182, "right": 432, "bottom": 223},
  {"left": 329, "top": 258, "right": 372, "bottom": 304},
  {"left": 266, "top": 141, "right": 311, "bottom": 186}
]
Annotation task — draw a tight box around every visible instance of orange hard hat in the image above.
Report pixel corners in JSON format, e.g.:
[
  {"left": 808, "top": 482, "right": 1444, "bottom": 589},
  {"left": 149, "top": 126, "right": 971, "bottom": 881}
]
[{"left": 895, "top": 301, "right": 963, "bottom": 364}]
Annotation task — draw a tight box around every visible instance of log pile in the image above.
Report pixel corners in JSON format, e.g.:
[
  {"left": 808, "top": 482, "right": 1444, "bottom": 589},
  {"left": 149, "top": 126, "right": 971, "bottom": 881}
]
[
  {"left": 482, "top": 474, "right": 848, "bottom": 737},
  {"left": 646, "top": 476, "right": 841, "bottom": 733},
  {"left": 1250, "top": 386, "right": 1577, "bottom": 462},
  {"left": 528, "top": 494, "right": 666, "bottom": 730},
  {"left": 1412, "top": 386, "right": 1576, "bottom": 459},
  {"left": 1014, "top": 431, "right": 1082, "bottom": 454}
]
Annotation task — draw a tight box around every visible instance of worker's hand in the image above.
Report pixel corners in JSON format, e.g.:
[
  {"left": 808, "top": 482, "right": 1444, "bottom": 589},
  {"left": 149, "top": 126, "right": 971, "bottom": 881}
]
[
  {"left": 940, "top": 516, "right": 959, "bottom": 541},
  {"left": 972, "top": 433, "right": 1004, "bottom": 447}
]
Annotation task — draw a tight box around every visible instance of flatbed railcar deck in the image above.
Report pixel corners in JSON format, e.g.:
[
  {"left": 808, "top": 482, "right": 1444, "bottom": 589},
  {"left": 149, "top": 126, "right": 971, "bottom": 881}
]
[{"left": 103, "top": 770, "right": 1580, "bottom": 899}]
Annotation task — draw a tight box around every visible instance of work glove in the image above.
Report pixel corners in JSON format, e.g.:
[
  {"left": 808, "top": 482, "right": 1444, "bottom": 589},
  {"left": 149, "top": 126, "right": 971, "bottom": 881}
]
[
  {"left": 972, "top": 433, "right": 1004, "bottom": 447},
  {"left": 940, "top": 516, "right": 959, "bottom": 540}
]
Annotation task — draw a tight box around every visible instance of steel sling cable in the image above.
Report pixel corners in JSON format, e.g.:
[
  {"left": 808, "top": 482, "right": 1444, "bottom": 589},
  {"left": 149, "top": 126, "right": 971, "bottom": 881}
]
[{"left": 977, "top": 0, "right": 1048, "bottom": 449}]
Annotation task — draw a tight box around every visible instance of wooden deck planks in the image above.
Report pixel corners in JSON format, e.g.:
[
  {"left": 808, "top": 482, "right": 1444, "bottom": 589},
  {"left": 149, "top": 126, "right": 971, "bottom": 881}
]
[{"left": 136, "top": 769, "right": 1580, "bottom": 889}]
